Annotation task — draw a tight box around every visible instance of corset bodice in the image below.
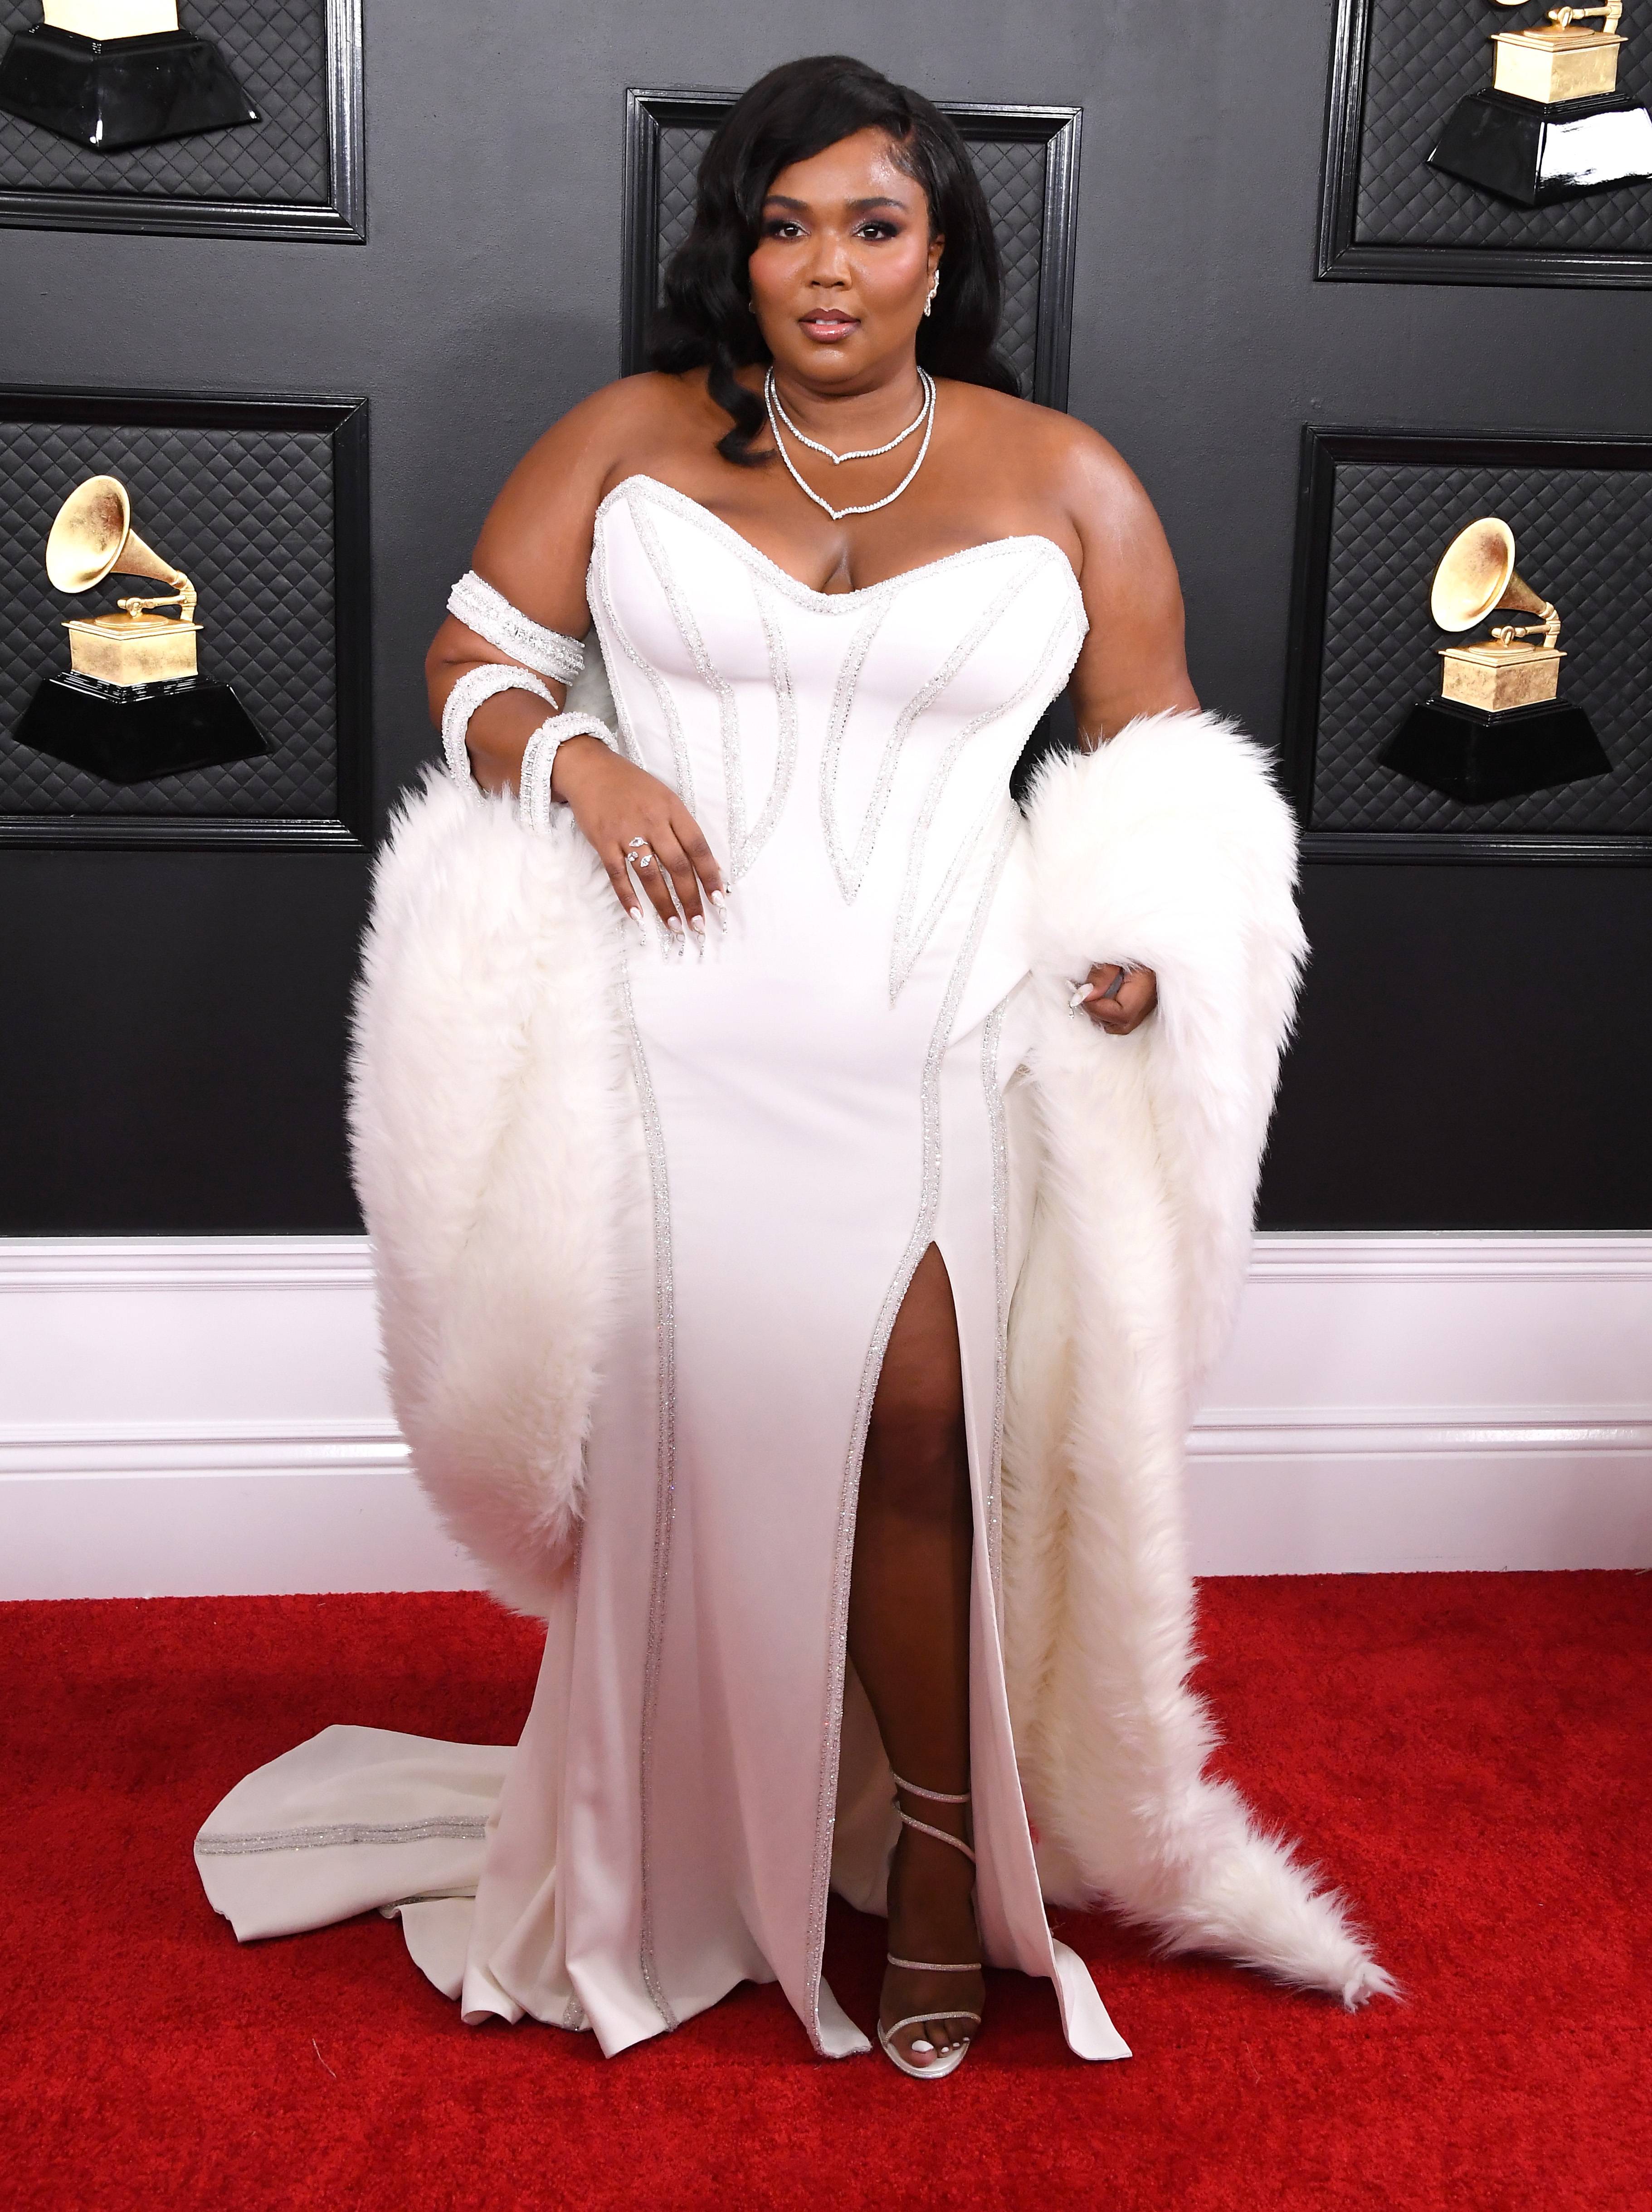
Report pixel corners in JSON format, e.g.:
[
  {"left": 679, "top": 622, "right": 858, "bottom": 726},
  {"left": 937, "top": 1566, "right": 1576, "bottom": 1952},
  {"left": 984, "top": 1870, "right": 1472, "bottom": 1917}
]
[{"left": 588, "top": 473, "right": 1086, "bottom": 1011}]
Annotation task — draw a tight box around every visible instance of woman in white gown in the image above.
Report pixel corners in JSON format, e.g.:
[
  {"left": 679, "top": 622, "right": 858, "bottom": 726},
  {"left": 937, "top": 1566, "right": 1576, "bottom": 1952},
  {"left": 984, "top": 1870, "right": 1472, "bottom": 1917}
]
[{"left": 196, "top": 56, "right": 1390, "bottom": 2071}]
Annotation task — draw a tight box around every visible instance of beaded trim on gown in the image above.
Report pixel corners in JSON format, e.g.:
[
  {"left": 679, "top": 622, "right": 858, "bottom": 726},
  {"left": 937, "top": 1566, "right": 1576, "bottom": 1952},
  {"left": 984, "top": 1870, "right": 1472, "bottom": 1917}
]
[{"left": 195, "top": 473, "right": 1130, "bottom": 2064}]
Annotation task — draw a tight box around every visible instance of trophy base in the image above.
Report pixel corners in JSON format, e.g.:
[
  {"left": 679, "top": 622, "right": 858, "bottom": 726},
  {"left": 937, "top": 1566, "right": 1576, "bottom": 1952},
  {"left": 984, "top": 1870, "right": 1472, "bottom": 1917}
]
[
  {"left": 1380, "top": 697, "right": 1609, "bottom": 805},
  {"left": 1428, "top": 87, "right": 1652, "bottom": 206},
  {"left": 0, "top": 24, "right": 258, "bottom": 151},
  {"left": 14, "top": 672, "right": 268, "bottom": 783}
]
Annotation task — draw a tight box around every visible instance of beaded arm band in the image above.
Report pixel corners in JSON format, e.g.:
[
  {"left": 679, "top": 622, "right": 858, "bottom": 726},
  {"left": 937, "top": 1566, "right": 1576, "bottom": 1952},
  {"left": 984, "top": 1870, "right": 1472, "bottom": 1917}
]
[
  {"left": 443, "top": 669, "right": 617, "bottom": 819},
  {"left": 518, "top": 713, "right": 618, "bottom": 832},
  {"left": 447, "top": 571, "right": 585, "bottom": 683},
  {"left": 440, "top": 577, "right": 616, "bottom": 820},
  {"left": 439, "top": 662, "right": 555, "bottom": 783}
]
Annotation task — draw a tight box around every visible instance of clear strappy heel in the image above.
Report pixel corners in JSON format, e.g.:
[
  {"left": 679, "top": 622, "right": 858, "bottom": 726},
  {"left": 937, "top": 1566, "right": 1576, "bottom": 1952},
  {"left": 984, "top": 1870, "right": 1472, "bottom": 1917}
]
[{"left": 876, "top": 1773, "right": 982, "bottom": 2081}]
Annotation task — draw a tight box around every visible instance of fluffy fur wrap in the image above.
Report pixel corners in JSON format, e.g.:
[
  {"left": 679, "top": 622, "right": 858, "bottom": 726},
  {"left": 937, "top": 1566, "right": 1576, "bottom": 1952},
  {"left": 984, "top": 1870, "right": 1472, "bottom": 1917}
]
[{"left": 348, "top": 708, "right": 1393, "bottom": 2008}]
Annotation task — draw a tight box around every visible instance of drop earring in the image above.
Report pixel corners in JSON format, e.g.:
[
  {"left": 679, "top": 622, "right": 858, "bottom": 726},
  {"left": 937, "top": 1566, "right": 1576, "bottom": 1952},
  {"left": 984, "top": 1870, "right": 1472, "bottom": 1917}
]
[{"left": 923, "top": 271, "right": 939, "bottom": 318}]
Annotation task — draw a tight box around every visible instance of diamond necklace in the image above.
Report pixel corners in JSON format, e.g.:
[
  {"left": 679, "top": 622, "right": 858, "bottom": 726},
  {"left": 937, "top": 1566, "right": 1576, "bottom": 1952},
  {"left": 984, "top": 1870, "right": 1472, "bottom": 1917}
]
[
  {"left": 765, "top": 369, "right": 931, "bottom": 464},
  {"left": 764, "top": 367, "right": 936, "bottom": 523}
]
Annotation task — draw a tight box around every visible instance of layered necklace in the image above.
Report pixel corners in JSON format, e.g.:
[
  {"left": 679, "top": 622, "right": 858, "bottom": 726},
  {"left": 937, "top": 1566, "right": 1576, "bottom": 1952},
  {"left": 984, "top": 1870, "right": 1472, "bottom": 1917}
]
[{"left": 764, "top": 366, "right": 936, "bottom": 522}]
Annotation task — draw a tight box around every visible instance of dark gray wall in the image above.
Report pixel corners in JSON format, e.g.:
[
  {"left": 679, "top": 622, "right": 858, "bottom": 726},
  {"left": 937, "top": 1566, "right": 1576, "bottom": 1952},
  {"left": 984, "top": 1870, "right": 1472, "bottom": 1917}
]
[{"left": 2, "top": 0, "right": 1647, "bottom": 1232}]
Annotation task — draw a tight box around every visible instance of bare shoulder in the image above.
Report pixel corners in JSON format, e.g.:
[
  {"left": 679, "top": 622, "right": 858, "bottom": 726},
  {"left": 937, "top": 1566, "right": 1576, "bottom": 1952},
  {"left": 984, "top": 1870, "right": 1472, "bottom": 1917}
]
[
  {"left": 466, "top": 370, "right": 712, "bottom": 627},
  {"left": 1041, "top": 409, "right": 1154, "bottom": 518},
  {"left": 939, "top": 380, "right": 1136, "bottom": 482},
  {"left": 486, "top": 372, "right": 697, "bottom": 522},
  {"left": 938, "top": 382, "right": 1170, "bottom": 572},
  {"left": 1050, "top": 414, "right": 1175, "bottom": 583},
  {"left": 979, "top": 389, "right": 1159, "bottom": 527}
]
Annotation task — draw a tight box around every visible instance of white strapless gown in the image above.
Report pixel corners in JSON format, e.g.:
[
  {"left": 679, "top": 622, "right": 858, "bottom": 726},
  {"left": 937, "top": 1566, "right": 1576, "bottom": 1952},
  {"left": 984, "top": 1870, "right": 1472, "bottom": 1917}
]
[{"left": 196, "top": 475, "right": 1130, "bottom": 2065}]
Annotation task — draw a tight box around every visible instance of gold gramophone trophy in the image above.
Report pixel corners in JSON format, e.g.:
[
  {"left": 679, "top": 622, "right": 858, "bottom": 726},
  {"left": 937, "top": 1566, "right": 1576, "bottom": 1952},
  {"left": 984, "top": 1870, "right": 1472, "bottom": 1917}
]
[
  {"left": 0, "top": 4, "right": 257, "bottom": 151},
  {"left": 15, "top": 474, "right": 265, "bottom": 783},
  {"left": 1431, "top": 2, "right": 1652, "bottom": 204},
  {"left": 1379, "top": 517, "right": 1609, "bottom": 803}
]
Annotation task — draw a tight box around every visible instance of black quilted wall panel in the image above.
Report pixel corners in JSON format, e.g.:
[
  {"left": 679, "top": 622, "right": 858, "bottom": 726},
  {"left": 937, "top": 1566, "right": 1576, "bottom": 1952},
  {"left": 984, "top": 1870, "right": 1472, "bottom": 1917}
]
[
  {"left": 1301, "top": 448, "right": 1652, "bottom": 838},
  {"left": 972, "top": 137, "right": 1050, "bottom": 400},
  {"left": 0, "top": 0, "right": 330, "bottom": 205},
  {"left": 1332, "top": 0, "right": 1652, "bottom": 260},
  {"left": 652, "top": 121, "right": 716, "bottom": 273},
  {"left": 0, "top": 412, "right": 340, "bottom": 821}
]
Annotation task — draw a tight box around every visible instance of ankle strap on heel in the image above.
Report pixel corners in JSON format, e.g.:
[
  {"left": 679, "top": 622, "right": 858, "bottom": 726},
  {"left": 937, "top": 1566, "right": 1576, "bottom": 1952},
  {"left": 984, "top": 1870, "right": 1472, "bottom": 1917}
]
[
  {"left": 891, "top": 1772, "right": 976, "bottom": 1863},
  {"left": 896, "top": 1809, "right": 976, "bottom": 1861},
  {"left": 891, "top": 1772, "right": 970, "bottom": 1805}
]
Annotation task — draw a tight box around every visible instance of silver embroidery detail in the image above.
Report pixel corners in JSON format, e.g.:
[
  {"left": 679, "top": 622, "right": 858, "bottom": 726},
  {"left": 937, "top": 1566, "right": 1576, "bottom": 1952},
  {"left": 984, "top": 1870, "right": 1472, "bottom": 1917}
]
[
  {"left": 815, "top": 592, "right": 897, "bottom": 900},
  {"left": 981, "top": 990, "right": 1022, "bottom": 1609},
  {"left": 555, "top": 1540, "right": 593, "bottom": 2038},
  {"left": 447, "top": 570, "right": 586, "bottom": 682},
  {"left": 741, "top": 576, "right": 799, "bottom": 877},
  {"left": 195, "top": 1817, "right": 487, "bottom": 1855},
  {"left": 802, "top": 813, "right": 1022, "bottom": 2055},
  {"left": 585, "top": 534, "right": 646, "bottom": 770},
  {"left": 619, "top": 953, "right": 682, "bottom": 2035},
  {"left": 628, "top": 502, "right": 795, "bottom": 886},
  {"left": 889, "top": 604, "right": 1084, "bottom": 1005},
  {"left": 588, "top": 503, "right": 688, "bottom": 792},
  {"left": 632, "top": 502, "right": 752, "bottom": 869},
  {"left": 821, "top": 554, "right": 1046, "bottom": 907},
  {"left": 626, "top": 496, "right": 704, "bottom": 815}
]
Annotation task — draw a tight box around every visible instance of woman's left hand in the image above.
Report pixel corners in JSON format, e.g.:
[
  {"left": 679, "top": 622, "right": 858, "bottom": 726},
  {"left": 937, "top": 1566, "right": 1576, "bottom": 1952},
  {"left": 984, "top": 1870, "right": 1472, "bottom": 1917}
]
[{"left": 1071, "top": 962, "right": 1158, "bottom": 1035}]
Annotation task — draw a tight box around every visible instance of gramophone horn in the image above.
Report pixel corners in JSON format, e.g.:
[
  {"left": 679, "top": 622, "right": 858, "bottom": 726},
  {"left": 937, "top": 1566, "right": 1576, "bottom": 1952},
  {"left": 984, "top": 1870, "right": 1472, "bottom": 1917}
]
[
  {"left": 44, "top": 474, "right": 190, "bottom": 601},
  {"left": 1430, "top": 516, "right": 1555, "bottom": 633},
  {"left": 1431, "top": 518, "right": 1515, "bottom": 630}
]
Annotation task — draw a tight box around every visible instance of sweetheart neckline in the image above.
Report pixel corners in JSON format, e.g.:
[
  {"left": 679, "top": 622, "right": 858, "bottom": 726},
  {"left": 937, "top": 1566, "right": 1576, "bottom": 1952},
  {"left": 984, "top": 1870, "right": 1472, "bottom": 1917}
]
[{"left": 595, "top": 473, "right": 1085, "bottom": 613}]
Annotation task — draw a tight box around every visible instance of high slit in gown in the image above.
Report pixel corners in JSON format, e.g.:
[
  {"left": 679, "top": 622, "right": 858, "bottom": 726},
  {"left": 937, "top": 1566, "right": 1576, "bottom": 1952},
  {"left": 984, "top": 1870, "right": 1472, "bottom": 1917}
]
[{"left": 195, "top": 473, "right": 1131, "bottom": 2064}]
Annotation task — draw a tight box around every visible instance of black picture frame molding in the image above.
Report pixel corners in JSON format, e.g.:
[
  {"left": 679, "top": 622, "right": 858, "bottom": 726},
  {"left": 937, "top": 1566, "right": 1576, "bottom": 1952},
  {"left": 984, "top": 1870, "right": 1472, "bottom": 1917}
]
[
  {"left": 0, "top": 382, "right": 370, "bottom": 849},
  {"left": 1317, "top": 0, "right": 1652, "bottom": 289},
  {"left": 0, "top": 0, "right": 364, "bottom": 243},
  {"left": 1283, "top": 424, "right": 1652, "bottom": 865}
]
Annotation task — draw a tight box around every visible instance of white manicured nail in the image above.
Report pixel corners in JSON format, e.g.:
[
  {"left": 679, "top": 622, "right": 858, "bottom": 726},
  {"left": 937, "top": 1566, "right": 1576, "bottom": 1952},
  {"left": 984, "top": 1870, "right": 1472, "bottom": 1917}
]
[
  {"left": 690, "top": 915, "right": 706, "bottom": 935},
  {"left": 667, "top": 916, "right": 683, "bottom": 934},
  {"left": 1068, "top": 984, "right": 1093, "bottom": 1010},
  {"left": 910, "top": 2039, "right": 934, "bottom": 2055}
]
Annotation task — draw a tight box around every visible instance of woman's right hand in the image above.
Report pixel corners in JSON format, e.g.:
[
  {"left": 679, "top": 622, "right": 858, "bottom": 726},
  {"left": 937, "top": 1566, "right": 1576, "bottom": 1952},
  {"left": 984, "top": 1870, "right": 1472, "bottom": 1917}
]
[{"left": 551, "top": 734, "right": 726, "bottom": 942}]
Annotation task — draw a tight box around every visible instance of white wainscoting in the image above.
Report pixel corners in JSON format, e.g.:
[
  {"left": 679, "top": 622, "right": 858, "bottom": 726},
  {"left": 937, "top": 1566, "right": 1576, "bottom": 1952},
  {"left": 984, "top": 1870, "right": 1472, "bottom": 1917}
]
[
  {"left": 1190, "top": 1235, "right": 1651, "bottom": 1574},
  {"left": 1, "top": 1233, "right": 1647, "bottom": 1599}
]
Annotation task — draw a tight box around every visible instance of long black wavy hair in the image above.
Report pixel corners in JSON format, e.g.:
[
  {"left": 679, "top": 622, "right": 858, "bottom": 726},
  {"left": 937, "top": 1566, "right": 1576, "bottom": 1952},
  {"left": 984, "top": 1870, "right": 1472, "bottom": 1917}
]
[{"left": 649, "top": 54, "right": 1019, "bottom": 465}]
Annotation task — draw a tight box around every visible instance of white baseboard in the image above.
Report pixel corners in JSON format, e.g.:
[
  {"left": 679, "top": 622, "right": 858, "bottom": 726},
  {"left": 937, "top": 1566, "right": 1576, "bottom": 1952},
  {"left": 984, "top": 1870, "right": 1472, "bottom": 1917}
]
[
  {"left": 2, "top": 1233, "right": 1647, "bottom": 1598},
  {"left": 1191, "top": 1232, "right": 1652, "bottom": 1572}
]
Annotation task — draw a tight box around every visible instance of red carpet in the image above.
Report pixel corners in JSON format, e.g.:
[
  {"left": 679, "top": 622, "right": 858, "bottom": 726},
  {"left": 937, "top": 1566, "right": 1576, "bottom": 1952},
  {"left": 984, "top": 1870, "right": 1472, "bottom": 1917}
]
[{"left": 1, "top": 1572, "right": 1646, "bottom": 2211}]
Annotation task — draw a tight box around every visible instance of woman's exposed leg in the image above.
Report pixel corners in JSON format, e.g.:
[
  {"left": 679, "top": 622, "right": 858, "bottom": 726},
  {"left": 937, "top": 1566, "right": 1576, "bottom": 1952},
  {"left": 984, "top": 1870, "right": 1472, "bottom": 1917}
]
[{"left": 848, "top": 1241, "right": 984, "bottom": 2069}]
